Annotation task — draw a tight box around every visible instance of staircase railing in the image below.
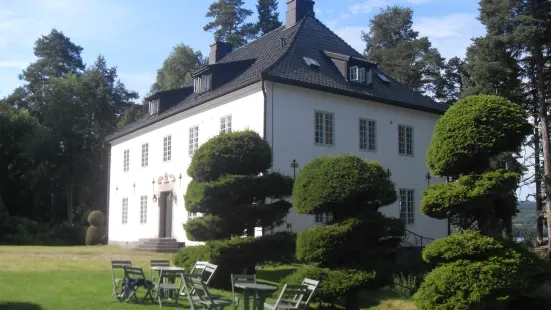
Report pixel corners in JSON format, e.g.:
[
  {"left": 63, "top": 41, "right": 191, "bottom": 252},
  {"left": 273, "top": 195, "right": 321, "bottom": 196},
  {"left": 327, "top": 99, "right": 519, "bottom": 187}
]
[{"left": 401, "top": 230, "right": 435, "bottom": 247}]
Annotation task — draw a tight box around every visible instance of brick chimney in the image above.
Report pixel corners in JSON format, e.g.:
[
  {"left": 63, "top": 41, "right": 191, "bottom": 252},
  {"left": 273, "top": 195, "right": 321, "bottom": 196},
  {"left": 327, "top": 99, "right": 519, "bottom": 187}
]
[
  {"left": 209, "top": 41, "right": 234, "bottom": 65},
  {"left": 286, "top": 0, "right": 315, "bottom": 28}
]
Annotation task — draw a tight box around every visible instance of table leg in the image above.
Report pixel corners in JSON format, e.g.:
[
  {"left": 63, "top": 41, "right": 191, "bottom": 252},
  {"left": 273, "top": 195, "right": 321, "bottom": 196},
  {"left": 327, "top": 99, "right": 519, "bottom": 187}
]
[
  {"left": 256, "top": 295, "right": 267, "bottom": 310},
  {"left": 243, "top": 290, "right": 250, "bottom": 310}
]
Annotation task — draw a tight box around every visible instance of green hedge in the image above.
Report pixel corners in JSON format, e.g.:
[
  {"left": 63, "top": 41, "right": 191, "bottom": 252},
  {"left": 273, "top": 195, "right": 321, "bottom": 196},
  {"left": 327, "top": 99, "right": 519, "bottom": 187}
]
[
  {"left": 0, "top": 216, "right": 86, "bottom": 245},
  {"left": 174, "top": 232, "right": 297, "bottom": 289}
]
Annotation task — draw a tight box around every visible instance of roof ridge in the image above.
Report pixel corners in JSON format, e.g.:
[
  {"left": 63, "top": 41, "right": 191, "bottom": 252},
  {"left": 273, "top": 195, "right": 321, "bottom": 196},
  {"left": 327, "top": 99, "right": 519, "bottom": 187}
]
[{"left": 262, "top": 17, "right": 309, "bottom": 77}]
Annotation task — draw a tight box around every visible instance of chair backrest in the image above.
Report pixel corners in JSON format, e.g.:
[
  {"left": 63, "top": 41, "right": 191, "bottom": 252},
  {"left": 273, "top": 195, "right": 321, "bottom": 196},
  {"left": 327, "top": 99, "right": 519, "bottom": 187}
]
[
  {"left": 190, "top": 261, "right": 209, "bottom": 274},
  {"left": 203, "top": 263, "right": 218, "bottom": 285},
  {"left": 273, "top": 284, "right": 308, "bottom": 309},
  {"left": 111, "top": 260, "right": 132, "bottom": 270},
  {"left": 231, "top": 274, "right": 256, "bottom": 297},
  {"left": 150, "top": 259, "right": 171, "bottom": 267},
  {"left": 124, "top": 266, "right": 146, "bottom": 280},
  {"left": 301, "top": 278, "right": 320, "bottom": 305}
]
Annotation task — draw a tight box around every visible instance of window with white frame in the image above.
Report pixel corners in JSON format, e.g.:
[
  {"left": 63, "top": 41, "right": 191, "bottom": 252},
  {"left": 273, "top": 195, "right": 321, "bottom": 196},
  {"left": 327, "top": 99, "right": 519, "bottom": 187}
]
[
  {"left": 140, "top": 196, "right": 147, "bottom": 224},
  {"left": 349, "top": 66, "right": 366, "bottom": 83},
  {"left": 188, "top": 212, "right": 197, "bottom": 221},
  {"left": 315, "top": 111, "right": 334, "bottom": 146},
  {"left": 194, "top": 75, "right": 212, "bottom": 93},
  {"left": 141, "top": 143, "right": 149, "bottom": 167},
  {"left": 149, "top": 100, "right": 159, "bottom": 115},
  {"left": 399, "top": 189, "right": 414, "bottom": 224},
  {"left": 220, "top": 115, "right": 232, "bottom": 134},
  {"left": 315, "top": 212, "right": 333, "bottom": 224},
  {"left": 360, "top": 119, "right": 376, "bottom": 151},
  {"left": 122, "top": 198, "right": 128, "bottom": 224},
  {"left": 398, "top": 125, "right": 413, "bottom": 156},
  {"left": 123, "top": 150, "right": 130, "bottom": 172},
  {"left": 189, "top": 126, "right": 199, "bottom": 156},
  {"left": 163, "top": 135, "right": 172, "bottom": 162}
]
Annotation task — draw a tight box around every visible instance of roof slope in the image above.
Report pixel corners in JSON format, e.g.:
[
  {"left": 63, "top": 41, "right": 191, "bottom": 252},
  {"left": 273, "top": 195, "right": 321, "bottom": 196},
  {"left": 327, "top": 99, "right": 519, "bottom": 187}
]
[{"left": 107, "top": 15, "right": 446, "bottom": 142}]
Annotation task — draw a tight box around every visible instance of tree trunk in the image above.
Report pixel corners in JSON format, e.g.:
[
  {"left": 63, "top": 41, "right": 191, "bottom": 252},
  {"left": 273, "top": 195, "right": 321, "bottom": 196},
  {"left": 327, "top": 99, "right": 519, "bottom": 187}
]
[
  {"left": 534, "top": 119, "right": 544, "bottom": 245},
  {"left": 532, "top": 41, "right": 551, "bottom": 259},
  {"left": 65, "top": 180, "right": 74, "bottom": 224}
]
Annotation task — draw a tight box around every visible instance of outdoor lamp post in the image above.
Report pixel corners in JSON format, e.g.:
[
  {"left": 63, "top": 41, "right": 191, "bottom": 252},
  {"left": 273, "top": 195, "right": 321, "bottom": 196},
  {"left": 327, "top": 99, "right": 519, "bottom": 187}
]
[{"left": 290, "top": 159, "right": 299, "bottom": 178}]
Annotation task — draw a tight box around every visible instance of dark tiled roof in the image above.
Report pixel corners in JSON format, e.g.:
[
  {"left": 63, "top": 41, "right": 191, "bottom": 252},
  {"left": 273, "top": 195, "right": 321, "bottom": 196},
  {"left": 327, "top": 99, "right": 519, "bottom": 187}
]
[{"left": 107, "top": 15, "right": 446, "bottom": 142}]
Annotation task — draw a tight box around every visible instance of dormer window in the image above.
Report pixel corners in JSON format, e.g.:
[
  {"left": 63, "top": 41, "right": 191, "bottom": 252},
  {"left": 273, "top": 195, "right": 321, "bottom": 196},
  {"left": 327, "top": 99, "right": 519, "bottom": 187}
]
[
  {"left": 149, "top": 99, "right": 159, "bottom": 116},
  {"left": 194, "top": 74, "right": 212, "bottom": 93},
  {"left": 349, "top": 66, "right": 366, "bottom": 83}
]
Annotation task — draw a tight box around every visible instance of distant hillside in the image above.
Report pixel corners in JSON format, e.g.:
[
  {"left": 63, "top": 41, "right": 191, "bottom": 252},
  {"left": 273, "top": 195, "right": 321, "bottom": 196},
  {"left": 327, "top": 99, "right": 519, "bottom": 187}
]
[{"left": 513, "top": 201, "right": 547, "bottom": 238}]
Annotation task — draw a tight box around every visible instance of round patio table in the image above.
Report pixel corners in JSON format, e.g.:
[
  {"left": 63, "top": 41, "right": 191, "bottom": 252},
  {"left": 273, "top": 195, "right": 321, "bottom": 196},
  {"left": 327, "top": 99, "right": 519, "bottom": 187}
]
[
  {"left": 150, "top": 266, "right": 185, "bottom": 299},
  {"left": 234, "top": 282, "right": 278, "bottom": 310}
]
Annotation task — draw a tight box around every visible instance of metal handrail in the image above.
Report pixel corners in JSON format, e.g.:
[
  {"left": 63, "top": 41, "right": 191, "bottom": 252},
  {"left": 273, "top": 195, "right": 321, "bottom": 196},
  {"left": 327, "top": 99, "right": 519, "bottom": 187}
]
[{"left": 401, "top": 230, "right": 435, "bottom": 247}]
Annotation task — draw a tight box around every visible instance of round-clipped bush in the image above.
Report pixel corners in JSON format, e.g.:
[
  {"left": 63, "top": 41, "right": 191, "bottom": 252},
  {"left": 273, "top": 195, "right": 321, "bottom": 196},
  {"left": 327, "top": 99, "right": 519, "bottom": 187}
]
[
  {"left": 427, "top": 95, "right": 531, "bottom": 176},
  {"left": 87, "top": 210, "right": 105, "bottom": 227},
  {"left": 85, "top": 225, "right": 106, "bottom": 245},
  {"left": 293, "top": 155, "right": 397, "bottom": 216},
  {"left": 187, "top": 130, "right": 273, "bottom": 182},
  {"left": 184, "top": 215, "right": 243, "bottom": 241},
  {"left": 281, "top": 266, "right": 378, "bottom": 306}
]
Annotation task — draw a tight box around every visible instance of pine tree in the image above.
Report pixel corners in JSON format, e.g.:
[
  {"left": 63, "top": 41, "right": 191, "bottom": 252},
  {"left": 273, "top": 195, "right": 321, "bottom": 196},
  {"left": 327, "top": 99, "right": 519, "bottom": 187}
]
[
  {"left": 361, "top": 6, "right": 444, "bottom": 97},
  {"left": 150, "top": 44, "right": 204, "bottom": 93},
  {"left": 256, "top": 0, "right": 282, "bottom": 36},
  {"left": 204, "top": 0, "right": 253, "bottom": 47},
  {"left": 434, "top": 57, "right": 464, "bottom": 106}
]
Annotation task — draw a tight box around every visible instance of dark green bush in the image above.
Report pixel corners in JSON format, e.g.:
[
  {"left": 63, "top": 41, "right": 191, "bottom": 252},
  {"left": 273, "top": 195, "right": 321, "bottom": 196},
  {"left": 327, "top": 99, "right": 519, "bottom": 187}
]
[
  {"left": 80, "top": 210, "right": 93, "bottom": 226},
  {"left": 281, "top": 266, "right": 377, "bottom": 306},
  {"left": 414, "top": 231, "right": 551, "bottom": 310},
  {"left": 0, "top": 216, "right": 42, "bottom": 243},
  {"left": 184, "top": 215, "right": 244, "bottom": 242},
  {"left": 174, "top": 233, "right": 297, "bottom": 289},
  {"left": 426, "top": 95, "right": 531, "bottom": 176},
  {"left": 50, "top": 224, "right": 87, "bottom": 246},
  {"left": 85, "top": 225, "right": 106, "bottom": 245},
  {"left": 292, "top": 155, "right": 397, "bottom": 216},
  {"left": 87, "top": 210, "right": 105, "bottom": 227},
  {"left": 0, "top": 195, "right": 8, "bottom": 225},
  {"left": 187, "top": 130, "right": 273, "bottom": 182}
]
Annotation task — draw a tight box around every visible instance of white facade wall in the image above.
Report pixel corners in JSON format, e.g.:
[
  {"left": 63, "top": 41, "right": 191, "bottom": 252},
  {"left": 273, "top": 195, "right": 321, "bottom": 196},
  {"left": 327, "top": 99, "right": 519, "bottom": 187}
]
[
  {"left": 265, "top": 82, "right": 448, "bottom": 240},
  {"left": 108, "top": 84, "right": 265, "bottom": 245}
]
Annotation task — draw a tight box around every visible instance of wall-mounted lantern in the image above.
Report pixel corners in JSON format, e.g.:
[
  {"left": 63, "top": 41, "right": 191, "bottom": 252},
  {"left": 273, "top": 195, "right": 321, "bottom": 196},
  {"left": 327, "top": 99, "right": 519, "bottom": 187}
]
[
  {"left": 152, "top": 194, "right": 158, "bottom": 203},
  {"left": 425, "top": 172, "right": 432, "bottom": 186},
  {"left": 290, "top": 159, "right": 299, "bottom": 178},
  {"left": 179, "top": 173, "right": 183, "bottom": 187}
]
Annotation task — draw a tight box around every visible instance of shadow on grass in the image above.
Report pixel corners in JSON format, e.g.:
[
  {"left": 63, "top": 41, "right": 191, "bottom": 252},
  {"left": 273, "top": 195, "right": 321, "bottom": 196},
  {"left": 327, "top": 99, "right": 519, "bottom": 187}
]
[{"left": 0, "top": 303, "right": 43, "bottom": 310}]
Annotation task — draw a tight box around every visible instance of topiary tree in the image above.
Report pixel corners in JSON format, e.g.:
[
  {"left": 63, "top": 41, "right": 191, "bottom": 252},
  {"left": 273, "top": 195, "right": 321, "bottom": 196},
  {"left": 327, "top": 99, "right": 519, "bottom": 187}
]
[
  {"left": 423, "top": 95, "right": 532, "bottom": 238},
  {"left": 85, "top": 210, "right": 106, "bottom": 245},
  {"left": 293, "top": 154, "right": 405, "bottom": 310},
  {"left": 184, "top": 130, "right": 294, "bottom": 241},
  {"left": 414, "top": 231, "right": 551, "bottom": 309}
]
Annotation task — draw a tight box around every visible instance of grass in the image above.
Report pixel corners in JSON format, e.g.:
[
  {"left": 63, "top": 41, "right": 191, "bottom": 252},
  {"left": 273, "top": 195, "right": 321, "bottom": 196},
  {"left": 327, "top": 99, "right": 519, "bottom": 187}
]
[{"left": 0, "top": 246, "right": 415, "bottom": 309}]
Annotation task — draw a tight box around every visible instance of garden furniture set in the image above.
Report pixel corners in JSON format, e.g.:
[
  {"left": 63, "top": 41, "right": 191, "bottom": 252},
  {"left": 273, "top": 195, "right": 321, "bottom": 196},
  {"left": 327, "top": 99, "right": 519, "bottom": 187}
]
[{"left": 110, "top": 259, "right": 318, "bottom": 309}]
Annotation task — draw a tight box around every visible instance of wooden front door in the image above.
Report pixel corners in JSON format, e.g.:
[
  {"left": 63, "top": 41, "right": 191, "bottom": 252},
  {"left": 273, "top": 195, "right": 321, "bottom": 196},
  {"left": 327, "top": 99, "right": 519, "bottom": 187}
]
[{"left": 159, "top": 192, "right": 173, "bottom": 238}]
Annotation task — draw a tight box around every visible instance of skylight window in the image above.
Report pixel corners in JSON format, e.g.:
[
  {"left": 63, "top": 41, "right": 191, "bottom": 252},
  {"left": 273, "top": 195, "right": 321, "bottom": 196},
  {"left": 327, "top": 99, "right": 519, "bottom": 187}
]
[
  {"left": 149, "top": 100, "right": 159, "bottom": 116},
  {"left": 377, "top": 72, "right": 391, "bottom": 83},
  {"left": 194, "top": 74, "right": 212, "bottom": 93},
  {"left": 303, "top": 57, "right": 320, "bottom": 68}
]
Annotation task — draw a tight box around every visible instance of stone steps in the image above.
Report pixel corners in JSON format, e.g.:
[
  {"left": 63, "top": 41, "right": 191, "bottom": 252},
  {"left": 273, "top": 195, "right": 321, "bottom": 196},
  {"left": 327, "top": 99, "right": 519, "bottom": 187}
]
[{"left": 137, "top": 238, "right": 184, "bottom": 253}]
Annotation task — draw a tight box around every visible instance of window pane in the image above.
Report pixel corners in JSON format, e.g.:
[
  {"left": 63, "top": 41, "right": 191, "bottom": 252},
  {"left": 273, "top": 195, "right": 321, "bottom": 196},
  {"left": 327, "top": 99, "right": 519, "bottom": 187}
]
[
  {"left": 359, "top": 119, "right": 367, "bottom": 150},
  {"left": 315, "top": 112, "right": 324, "bottom": 144},
  {"left": 368, "top": 121, "right": 376, "bottom": 151},
  {"left": 325, "top": 113, "right": 333, "bottom": 145}
]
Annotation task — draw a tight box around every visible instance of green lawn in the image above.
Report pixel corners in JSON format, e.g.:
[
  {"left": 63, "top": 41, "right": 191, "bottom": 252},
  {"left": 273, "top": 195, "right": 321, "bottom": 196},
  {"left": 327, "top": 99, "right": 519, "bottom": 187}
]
[{"left": 0, "top": 246, "right": 415, "bottom": 310}]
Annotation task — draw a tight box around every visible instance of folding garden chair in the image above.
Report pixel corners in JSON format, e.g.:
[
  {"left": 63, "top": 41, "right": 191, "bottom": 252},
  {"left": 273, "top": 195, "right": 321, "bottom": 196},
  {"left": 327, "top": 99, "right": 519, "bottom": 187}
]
[
  {"left": 154, "top": 269, "right": 185, "bottom": 308},
  {"left": 230, "top": 274, "right": 258, "bottom": 310},
  {"left": 111, "top": 260, "right": 132, "bottom": 297},
  {"left": 280, "top": 278, "right": 319, "bottom": 309},
  {"left": 150, "top": 259, "right": 171, "bottom": 284},
  {"left": 188, "top": 276, "right": 231, "bottom": 310},
  {"left": 264, "top": 284, "right": 309, "bottom": 310},
  {"left": 118, "top": 266, "right": 155, "bottom": 304},
  {"left": 180, "top": 261, "right": 219, "bottom": 297}
]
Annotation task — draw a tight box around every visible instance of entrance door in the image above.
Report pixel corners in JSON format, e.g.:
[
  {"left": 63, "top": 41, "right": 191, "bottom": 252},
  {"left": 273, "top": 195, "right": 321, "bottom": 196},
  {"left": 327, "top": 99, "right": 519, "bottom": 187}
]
[{"left": 158, "top": 192, "right": 173, "bottom": 238}]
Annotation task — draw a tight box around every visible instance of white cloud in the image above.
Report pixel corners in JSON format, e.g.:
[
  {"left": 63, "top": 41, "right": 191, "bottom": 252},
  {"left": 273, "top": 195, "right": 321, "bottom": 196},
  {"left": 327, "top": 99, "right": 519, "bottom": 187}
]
[{"left": 350, "top": 0, "right": 390, "bottom": 15}]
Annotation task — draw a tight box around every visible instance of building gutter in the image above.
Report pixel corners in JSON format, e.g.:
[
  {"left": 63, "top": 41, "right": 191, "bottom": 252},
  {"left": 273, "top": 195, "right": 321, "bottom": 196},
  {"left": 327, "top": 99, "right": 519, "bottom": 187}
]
[
  {"left": 262, "top": 78, "right": 268, "bottom": 140},
  {"left": 105, "top": 145, "right": 111, "bottom": 241}
]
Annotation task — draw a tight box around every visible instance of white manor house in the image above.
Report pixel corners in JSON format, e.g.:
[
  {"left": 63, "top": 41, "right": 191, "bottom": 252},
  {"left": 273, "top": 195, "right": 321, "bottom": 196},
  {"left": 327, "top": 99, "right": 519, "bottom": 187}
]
[{"left": 105, "top": 0, "right": 449, "bottom": 251}]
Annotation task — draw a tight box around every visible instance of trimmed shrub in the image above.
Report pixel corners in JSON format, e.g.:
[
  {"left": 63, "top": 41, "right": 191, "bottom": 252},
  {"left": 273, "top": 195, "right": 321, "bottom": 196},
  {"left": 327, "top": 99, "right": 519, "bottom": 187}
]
[
  {"left": 85, "top": 226, "right": 106, "bottom": 245},
  {"left": 255, "top": 232, "right": 297, "bottom": 266},
  {"left": 0, "top": 195, "right": 8, "bottom": 225},
  {"left": 426, "top": 95, "right": 531, "bottom": 176},
  {"left": 87, "top": 211, "right": 105, "bottom": 227},
  {"left": 51, "top": 224, "right": 87, "bottom": 246},
  {"left": 187, "top": 130, "right": 273, "bottom": 182},
  {"left": 414, "top": 231, "right": 551, "bottom": 309},
  {"left": 281, "top": 266, "right": 377, "bottom": 306}
]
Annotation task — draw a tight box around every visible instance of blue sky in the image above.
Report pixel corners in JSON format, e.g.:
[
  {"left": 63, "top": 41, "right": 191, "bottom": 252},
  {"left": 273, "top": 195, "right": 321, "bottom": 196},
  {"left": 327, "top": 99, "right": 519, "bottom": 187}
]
[{"left": 0, "top": 0, "right": 484, "bottom": 101}]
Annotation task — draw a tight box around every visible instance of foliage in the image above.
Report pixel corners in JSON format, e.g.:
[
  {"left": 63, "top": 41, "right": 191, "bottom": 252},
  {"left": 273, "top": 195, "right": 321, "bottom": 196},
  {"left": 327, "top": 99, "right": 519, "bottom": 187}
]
[
  {"left": 243, "top": 0, "right": 282, "bottom": 40},
  {"left": 361, "top": 6, "right": 444, "bottom": 97},
  {"left": 293, "top": 154, "right": 404, "bottom": 309},
  {"left": 87, "top": 211, "right": 105, "bottom": 227},
  {"left": 85, "top": 226, "right": 106, "bottom": 246},
  {"left": 184, "top": 130, "right": 293, "bottom": 241},
  {"left": 293, "top": 155, "right": 397, "bottom": 217},
  {"left": 281, "top": 266, "right": 378, "bottom": 305},
  {"left": 414, "top": 231, "right": 551, "bottom": 309},
  {"left": 392, "top": 273, "right": 422, "bottom": 298},
  {"left": 0, "top": 216, "right": 86, "bottom": 245},
  {"left": 174, "top": 233, "right": 296, "bottom": 289},
  {"left": 204, "top": 0, "right": 253, "bottom": 47},
  {"left": 150, "top": 44, "right": 204, "bottom": 93},
  {"left": 434, "top": 57, "right": 464, "bottom": 105},
  {"left": 117, "top": 102, "right": 147, "bottom": 128},
  {"left": 0, "top": 195, "right": 8, "bottom": 225},
  {"left": 426, "top": 95, "right": 531, "bottom": 176}
]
